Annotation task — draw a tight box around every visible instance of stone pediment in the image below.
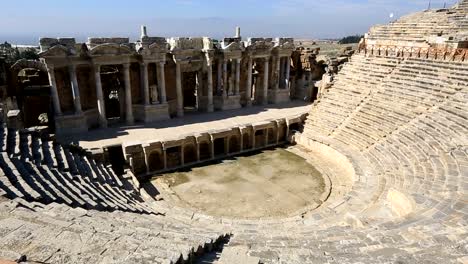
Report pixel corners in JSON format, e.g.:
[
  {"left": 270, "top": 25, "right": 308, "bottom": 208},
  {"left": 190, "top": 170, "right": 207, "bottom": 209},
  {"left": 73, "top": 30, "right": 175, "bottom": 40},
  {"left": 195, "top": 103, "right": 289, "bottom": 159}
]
[
  {"left": 90, "top": 43, "right": 134, "bottom": 56},
  {"left": 39, "top": 44, "right": 74, "bottom": 57},
  {"left": 246, "top": 38, "right": 275, "bottom": 51},
  {"left": 221, "top": 41, "right": 245, "bottom": 52},
  {"left": 276, "top": 38, "right": 295, "bottom": 50},
  {"left": 148, "top": 42, "right": 169, "bottom": 52}
]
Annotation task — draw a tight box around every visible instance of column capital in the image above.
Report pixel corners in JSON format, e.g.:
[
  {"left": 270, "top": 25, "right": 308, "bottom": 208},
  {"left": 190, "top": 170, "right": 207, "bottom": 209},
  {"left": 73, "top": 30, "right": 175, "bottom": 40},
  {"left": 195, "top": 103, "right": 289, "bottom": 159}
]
[{"left": 122, "top": 63, "right": 131, "bottom": 70}]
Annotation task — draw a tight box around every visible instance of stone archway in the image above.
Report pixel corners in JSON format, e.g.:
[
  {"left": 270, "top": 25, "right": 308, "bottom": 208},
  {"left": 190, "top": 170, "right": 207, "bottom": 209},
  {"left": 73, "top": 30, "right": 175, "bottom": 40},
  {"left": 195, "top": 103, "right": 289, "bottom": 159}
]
[
  {"left": 199, "top": 141, "right": 211, "bottom": 161},
  {"left": 229, "top": 136, "right": 240, "bottom": 154},
  {"left": 213, "top": 138, "right": 225, "bottom": 157},
  {"left": 9, "top": 59, "right": 53, "bottom": 127},
  {"left": 278, "top": 123, "right": 287, "bottom": 142},
  {"left": 148, "top": 151, "right": 164, "bottom": 172},
  {"left": 255, "top": 130, "right": 266, "bottom": 148},
  {"left": 242, "top": 132, "right": 252, "bottom": 150},
  {"left": 267, "top": 127, "right": 276, "bottom": 145},
  {"left": 184, "top": 144, "right": 197, "bottom": 164}
]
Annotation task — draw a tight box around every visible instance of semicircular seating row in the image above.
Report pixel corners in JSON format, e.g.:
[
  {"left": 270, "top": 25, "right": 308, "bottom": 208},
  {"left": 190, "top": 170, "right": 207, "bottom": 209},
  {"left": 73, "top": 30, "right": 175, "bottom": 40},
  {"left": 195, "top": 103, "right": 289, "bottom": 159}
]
[{"left": 219, "top": 53, "right": 468, "bottom": 263}]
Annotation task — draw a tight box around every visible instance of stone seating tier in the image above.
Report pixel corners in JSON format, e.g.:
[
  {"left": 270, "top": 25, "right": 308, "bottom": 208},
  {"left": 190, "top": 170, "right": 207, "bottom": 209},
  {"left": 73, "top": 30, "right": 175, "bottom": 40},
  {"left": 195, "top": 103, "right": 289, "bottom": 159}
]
[{"left": 0, "top": 126, "right": 155, "bottom": 214}]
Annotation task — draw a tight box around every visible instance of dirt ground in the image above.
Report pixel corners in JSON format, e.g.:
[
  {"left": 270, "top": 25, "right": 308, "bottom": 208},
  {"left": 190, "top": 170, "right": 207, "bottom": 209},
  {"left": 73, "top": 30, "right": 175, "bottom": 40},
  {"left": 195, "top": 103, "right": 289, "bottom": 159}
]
[{"left": 151, "top": 147, "right": 327, "bottom": 219}]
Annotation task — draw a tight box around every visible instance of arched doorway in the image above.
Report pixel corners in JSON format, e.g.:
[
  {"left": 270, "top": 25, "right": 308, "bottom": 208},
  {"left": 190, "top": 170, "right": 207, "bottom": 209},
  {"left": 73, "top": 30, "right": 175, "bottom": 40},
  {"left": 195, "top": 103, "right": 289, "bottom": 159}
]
[
  {"left": 183, "top": 72, "right": 198, "bottom": 112},
  {"left": 214, "top": 138, "right": 225, "bottom": 157},
  {"left": 101, "top": 65, "right": 123, "bottom": 124},
  {"left": 199, "top": 141, "right": 211, "bottom": 161},
  {"left": 148, "top": 151, "right": 164, "bottom": 172},
  {"left": 243, "top": 132, "right": 252, "bottom": 150},
  {"left": 278, "top": 123, "right": 287, "bottom": 142},
  {"left": 255, "top": 130, "right": 265, "bottom": 148},
  {"left": 166, "top": 146, "right": 182, "bottom": 168},
  {"left": 267, "top": 127, "right": 276, "bottom": 145},
  {"left": 10, "top": 60, "right": 53, "bottom": 128},
  {"left": 184, "top": 144, "right": 197, "bottom": 164},
  {"left": 229, "top": 136, "right": 240, "bottom": 154}
]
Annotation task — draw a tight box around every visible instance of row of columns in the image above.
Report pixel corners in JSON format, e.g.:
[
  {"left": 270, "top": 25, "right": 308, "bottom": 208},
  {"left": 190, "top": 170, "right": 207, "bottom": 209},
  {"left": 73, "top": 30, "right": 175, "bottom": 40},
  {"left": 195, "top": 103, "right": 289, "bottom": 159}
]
[
  {"left": 46, "top": 64, "right": 83, "bottom": 117},
  {"left": 48, "top": 61, "right": 169, "bottom": 128},
  {"left": 46, "top": 55, "right": 291, "bottom": 126},
  {"left": 217, "top": 58, "right": 242, "bottom": 97}
]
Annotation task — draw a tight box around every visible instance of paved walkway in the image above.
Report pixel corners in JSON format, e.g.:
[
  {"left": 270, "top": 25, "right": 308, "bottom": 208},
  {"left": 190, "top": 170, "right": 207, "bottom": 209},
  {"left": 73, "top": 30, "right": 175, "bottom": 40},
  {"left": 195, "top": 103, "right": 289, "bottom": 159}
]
[{"left": 60, "top": 101, "right": 311, "bottom": 149}]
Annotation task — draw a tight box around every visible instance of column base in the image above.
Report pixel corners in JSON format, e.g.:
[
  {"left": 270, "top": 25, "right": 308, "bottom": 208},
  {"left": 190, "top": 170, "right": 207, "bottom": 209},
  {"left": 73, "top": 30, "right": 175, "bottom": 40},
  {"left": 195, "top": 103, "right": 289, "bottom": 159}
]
[
  {"left": 214, "top": 95, "right": 242, "bottom": 111},
  {"left": 177, "top": 108, "right": 184, "bottom": 117},
  {"left": 55, "top": 113, "right": 88, "bottom": 135},
  {"left": 198, "top": 96, "right": 215, "bottom": 112},
  {"left": 133, "top": 104, "right": 170, "bottom": 123},
  {"left": 268, "top": 89, "right": 291, "bottom": 104}
]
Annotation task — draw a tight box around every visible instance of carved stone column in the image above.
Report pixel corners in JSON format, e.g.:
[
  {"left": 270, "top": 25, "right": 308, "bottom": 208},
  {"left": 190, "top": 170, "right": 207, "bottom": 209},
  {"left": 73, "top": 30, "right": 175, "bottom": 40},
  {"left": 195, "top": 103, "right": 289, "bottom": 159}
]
[
  {"left": 263, "top": 58, "right": 269, "bottom": 105},
  {"left": 158, "top": 62, "right": 167, "bottom": 103},
  {"left": 141, "top": 62, "right": 150, "bottom": 105},
  {"left": 235, "top": 58, "right": 241, "bottom": 95},
  {"left": 94, "top": 64, "right": 107, "bottom": 128},
  {"left": 274, "top": 56, "right": 281, "bottom": 91},
  {"left": 207, "top": 63, "right": 214, "bottom": 112},
  {"left": 217, "top": 61, "right": 222, "bottom": 95},
  {"left": 46, "top": 65, "right": 62, "bottom": 115},
  {"left": 222, "top": 60, "right": 228, "bottom": 98},
  {"left": 285, "top": 57, "right": 291, "bottom": 90},
  {"left": 68, "top": 64, "right": 82, "bottom": 114},
  {"left": 246, "top": 57, "right": 253, "bottom": 107},
  {"left": 279, "top": 57, "right": 285, "bottom": 88},
  {"left": 122, "top": 63, "right": 134, "bottom": 124},
  {"left": 175, "top": 62, "right": 184, "bottom": 117}
]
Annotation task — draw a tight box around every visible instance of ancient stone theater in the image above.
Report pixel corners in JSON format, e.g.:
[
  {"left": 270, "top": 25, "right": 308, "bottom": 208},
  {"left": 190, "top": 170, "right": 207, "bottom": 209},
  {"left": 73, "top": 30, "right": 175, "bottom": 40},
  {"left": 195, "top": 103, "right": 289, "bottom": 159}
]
[{"left": 0, "top": 1, "right": 467, "bottom": 263}]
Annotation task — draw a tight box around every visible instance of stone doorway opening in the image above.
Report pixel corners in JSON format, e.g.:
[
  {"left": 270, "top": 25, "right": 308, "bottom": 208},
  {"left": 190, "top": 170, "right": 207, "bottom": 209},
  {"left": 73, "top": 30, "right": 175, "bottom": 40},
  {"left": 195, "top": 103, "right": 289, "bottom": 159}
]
[
  {"left": 101, "top": 66, "right": 123, "bottom": 124},
  {"left": 16, "top": 68, "right": 52, "bottom": 128},
  {"left": 9, "top": 60, "right": 54, "bottom": 129},
  {"left": 213, "top": 138, "right": 225, "bottom": 157},
  {"left": 106, "top": 145, "right": 125, "bottom": 176},
  {"left": 182, "top": 71, "right": 198, "bottom": 112}
]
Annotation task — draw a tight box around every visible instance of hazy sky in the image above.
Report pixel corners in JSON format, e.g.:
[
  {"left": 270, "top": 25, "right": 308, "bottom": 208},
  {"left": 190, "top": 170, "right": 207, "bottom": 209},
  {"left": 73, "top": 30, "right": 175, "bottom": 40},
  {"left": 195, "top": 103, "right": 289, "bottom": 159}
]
[{"left": 0, "top": 0, "right": 460, "bottom": 44}]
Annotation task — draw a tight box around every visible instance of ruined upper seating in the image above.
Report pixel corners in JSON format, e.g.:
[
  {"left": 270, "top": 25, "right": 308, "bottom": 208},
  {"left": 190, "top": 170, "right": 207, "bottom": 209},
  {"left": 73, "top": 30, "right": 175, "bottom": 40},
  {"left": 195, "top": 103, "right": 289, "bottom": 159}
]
[{"left": 366, "top": 0, "right": 468, "bottom": 47}]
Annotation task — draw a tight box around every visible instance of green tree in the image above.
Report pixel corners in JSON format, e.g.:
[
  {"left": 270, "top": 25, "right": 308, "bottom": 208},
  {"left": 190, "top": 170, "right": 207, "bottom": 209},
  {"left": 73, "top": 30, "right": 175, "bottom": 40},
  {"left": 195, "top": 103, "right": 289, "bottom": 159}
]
[{"left": 338, "top": 35, "right": 364, "bottom": 44}]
